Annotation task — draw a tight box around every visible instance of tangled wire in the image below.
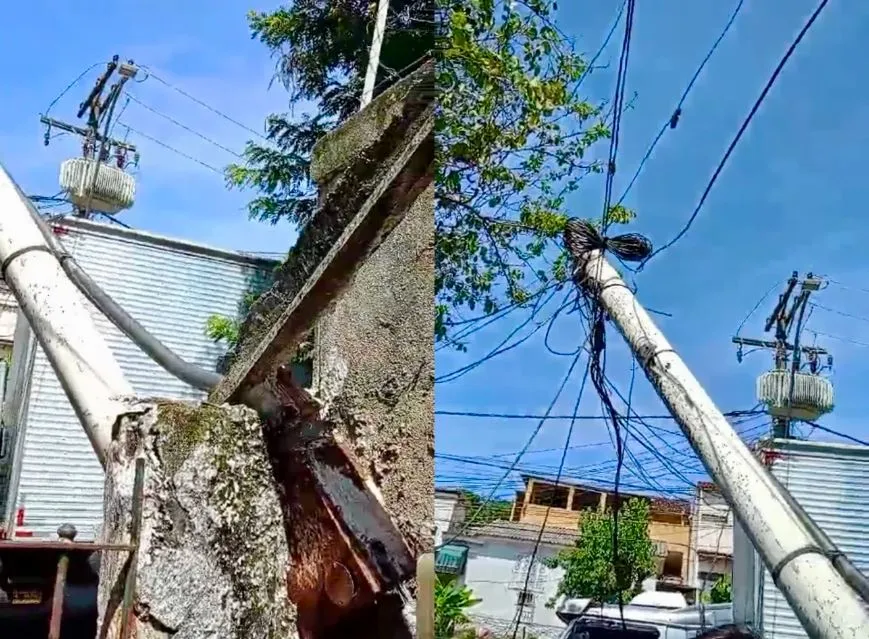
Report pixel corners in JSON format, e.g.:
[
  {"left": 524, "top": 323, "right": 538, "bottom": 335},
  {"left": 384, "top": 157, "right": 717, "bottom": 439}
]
[
  {"left": 563, "top": 218, "right": 652, "bottom": 264},
  {"left": 561, "top": 216, "right": 654, "bottom": 621}
]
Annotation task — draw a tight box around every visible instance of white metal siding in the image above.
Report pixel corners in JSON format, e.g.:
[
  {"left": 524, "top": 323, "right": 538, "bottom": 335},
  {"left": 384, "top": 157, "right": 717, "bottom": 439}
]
[
  {"left": 735, "top": 439, "right": 869, "bottom": 638},
  {"left": 8, "top": 221, "right": 272, "bottom": 539}
]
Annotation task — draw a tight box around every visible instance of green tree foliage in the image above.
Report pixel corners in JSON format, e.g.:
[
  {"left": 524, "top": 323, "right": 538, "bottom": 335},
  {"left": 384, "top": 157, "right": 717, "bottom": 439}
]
[
  {"left": 703, "top": 574, "right": 733, "bottom": 604},
  {"left": 226, "top": 0, "right": 433, "bottom": 226},
  {"left": 459, "top": 489, "right": 512, "bottom": 525},
  {"left": 436, "top": 0, "right": 632, "bottom": 345},
  {"left": 435, "top": 579, "right": 480, "bottom": 639},
  {"left": 205, "top": 288, "right": 267, "bottom": 347},
  {"left": 230, "top": 0, "right": 630, "bottom": 347},
  {"left": 544, "top": 498, "right": 656, "bottom": 605}
]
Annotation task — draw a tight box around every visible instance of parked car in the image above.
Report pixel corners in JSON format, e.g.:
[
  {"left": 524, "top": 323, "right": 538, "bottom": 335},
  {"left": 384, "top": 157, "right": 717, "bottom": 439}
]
[{"left": 556, "top": 594, "right": 734, "bottom": 639}]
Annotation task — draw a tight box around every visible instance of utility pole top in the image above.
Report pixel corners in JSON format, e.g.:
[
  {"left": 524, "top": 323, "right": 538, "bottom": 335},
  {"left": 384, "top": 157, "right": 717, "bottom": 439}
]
[
  {"left": 733, "top": 272, "right": 834, "bottom": 438},
  {"left": 39, "top": 55, "right": 140, "bottom": 219}
]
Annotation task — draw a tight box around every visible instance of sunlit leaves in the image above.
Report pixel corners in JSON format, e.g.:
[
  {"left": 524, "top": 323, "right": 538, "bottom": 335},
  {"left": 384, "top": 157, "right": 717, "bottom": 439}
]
[
  {"left": 543, "top": 498, "right": 656, "bottom": 605},
  {"left": 435, "top": 0, "right": 626, "bottom": 345}
]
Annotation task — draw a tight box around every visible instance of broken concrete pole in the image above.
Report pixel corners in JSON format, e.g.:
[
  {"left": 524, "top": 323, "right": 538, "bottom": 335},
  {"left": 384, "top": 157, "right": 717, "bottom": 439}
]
[
  {"left": 98, "top": 401, "right": 295, "bottom": 639},
  {"left": 203, "top": 58, "right": 433, "bottom": 638}
]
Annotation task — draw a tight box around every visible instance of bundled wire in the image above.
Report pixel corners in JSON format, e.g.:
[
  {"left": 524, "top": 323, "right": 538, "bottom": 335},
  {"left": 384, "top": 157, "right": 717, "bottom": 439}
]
[{"left": 563, "top": 218, "right": 652, "bottom": 264}]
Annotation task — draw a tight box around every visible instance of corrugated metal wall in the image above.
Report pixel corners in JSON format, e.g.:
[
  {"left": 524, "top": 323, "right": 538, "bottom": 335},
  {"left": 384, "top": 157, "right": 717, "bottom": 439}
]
[
  {"left": 5, "top": 219, "right": 273, "bottom": 539},
  {"left": 735, "top": 439, "right": 869, "bottom": 638}
]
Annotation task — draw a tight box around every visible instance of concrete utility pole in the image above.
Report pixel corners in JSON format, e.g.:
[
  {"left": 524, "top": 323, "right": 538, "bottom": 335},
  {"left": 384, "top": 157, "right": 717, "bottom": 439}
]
[
  {"left": 360, "top": 0, "right": 391, "bottom": 109},
  {"left": 570, "top": 246, "right": 869, "bottom": 639},
  {"left": 0, "top": 163, "right": 133, "bottom": 465},
  {"left": 732, "top": 272, "right": 830, "bottom": 438}
]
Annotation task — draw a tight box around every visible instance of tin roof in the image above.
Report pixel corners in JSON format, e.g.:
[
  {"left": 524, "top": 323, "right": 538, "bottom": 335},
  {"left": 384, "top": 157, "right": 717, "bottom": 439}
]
[{"left": 462, "top": 520, "right": 578, "bottom": 548}]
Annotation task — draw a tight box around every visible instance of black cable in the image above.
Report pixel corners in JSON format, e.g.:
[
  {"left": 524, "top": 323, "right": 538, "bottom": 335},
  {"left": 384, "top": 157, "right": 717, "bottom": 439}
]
[
  {"left": 563, "top": 218, "right": 652, "bottom": 264},
  {"left": 43, "top": 62, "right": 103, "bottom": 115},
  {"left": 510, "top": 360, "right": 590, "bottom": 639},
  {"left": 435, "top": 408, "right": 763, "bottom": 420},
  {"left": 437, "top": 346, "right": 587, "bottom": 549},
  {"left": 600, "top": 0, "right": 636, "bottom": 234},
  {"left": 807, "top": 421, "right": 869, "bottom": 447},
  {"left": 642, "top": 0, "right": 831, "bottom": 267},
  {"left": 17, "top": 186, "right": 223, "bottom": 391},
  {"left": 616, "top": 0, "right": 745, "bottom": 204}
]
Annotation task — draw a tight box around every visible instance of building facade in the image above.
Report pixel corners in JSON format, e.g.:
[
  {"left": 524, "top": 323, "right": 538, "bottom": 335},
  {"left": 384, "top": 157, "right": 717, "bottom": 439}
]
[
  {"left": 455, "top": 521, "right": 573, "bottom": 638},
  {"left": 688, "top": 481, "right": 733, "bottom": 596},
  {"left": 434, "top": 488, "right": 466, "bottom": 547},
  {"left": 512, "top": 476, "right": 693, "bottom": 595}
]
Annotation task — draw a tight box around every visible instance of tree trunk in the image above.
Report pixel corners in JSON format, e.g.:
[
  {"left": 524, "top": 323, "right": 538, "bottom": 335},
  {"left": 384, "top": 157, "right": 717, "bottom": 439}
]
[{"left": 97, "top": 400, "right": 295, "bottom": 638}]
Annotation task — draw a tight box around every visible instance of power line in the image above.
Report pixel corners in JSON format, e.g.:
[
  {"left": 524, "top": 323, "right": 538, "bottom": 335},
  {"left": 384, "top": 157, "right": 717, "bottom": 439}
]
[
  {"left": 511, "top": 360, "right": 589, "bottom": 639},
  {"left": 642, "top": 0, "right": 831, "bottom": 265},
  {"left": 118, "top": 122, "right": 225, "bottom": 174},
  {"left": 44, "top": 62, "right": 104, "bottom": 115},
  {"left": 600, "top": 0, "right": 635, "bottom": 232},
  {"left": 436, "top": 408, "right": 762, "bottom": 420},
  {"left": 139, "top": 66, "right": 269, "bottom": 142},
  {"left": 437, "top": 346, "right": 587, "bottom": 549},
  {"left": 807, "top": 421, "right": 869, "bottom": 447},
  {"left": 125, "top": 93, "right": 245, "bottom": 159},
  {"left": 810, "top": 302, "right": 869, "bottom": 325},
  {"left": 617, "top": 0, "right": 745, "bottom": 204},
  {"left": 808, "top": 329, "right": 869, "bottom": 350}
]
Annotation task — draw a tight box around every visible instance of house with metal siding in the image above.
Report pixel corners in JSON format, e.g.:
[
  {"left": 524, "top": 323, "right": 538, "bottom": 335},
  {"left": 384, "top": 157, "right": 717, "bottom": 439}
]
[
  {"left": 0, "top": 217, "right": 276, "bottom": 539},
  {"left": 732, "top": 438, "right": 869, "bottom": 639}
]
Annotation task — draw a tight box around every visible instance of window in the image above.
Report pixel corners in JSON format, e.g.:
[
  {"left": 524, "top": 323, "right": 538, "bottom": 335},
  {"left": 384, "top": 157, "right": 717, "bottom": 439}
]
[
  {"left": 704, "top": 509, "right": 730, "bottom": 525},
  {"left": 511, "top": 555, "right": 544, "bottom": 591},
  {"left": 529, "top": 483, "right": 569, "bottom": 508},
  {"left": 435, "top": 544, "right": 469, "bottom": 576},
  {"left": 516, "top": 590, "right": 535, "bottom": 623},
  {"left": 698, "top": 571, "right": 723, "bottom": 592}
]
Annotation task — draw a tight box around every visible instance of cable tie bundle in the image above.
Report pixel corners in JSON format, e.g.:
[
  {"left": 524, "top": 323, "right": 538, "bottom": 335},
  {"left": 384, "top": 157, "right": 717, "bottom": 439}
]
[{"left": 563, "top": 218, "right": 652, "bottom": 263}]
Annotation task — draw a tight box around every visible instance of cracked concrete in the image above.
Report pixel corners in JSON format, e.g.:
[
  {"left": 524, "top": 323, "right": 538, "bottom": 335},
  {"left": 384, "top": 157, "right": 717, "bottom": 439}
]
[{"left": 98, "top": 401, "right": 295, "bottom": 639}]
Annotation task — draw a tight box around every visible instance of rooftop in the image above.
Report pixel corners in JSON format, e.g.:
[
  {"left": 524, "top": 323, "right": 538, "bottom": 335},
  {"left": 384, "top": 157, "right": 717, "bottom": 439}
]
[
  {"left": 520, "top": 474, "right": 691, "bottom": 516},
  {"left": 462, "top": 520, "right": 578, "bottom": 548}
]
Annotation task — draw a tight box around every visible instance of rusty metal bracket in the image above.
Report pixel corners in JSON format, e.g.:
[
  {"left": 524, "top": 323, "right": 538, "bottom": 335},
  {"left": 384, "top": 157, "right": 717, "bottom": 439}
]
[
  {"left": 0, "top": 457, "right": 147, "bottom": 639},
  {"left": 263, "top": 366, "right": 415, "bottom": 639}
]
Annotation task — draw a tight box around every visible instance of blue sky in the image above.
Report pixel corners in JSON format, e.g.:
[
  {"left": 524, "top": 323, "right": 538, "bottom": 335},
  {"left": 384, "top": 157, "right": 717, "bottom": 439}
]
[
  {"left": 436, "top": 0, "right": 869, "bottom": 502},
  {"left": 3, "top": 1, "right": 867, "bottom": 506},
  {"left": 0, "top": 0, "right": 298, "bottom": 255}
]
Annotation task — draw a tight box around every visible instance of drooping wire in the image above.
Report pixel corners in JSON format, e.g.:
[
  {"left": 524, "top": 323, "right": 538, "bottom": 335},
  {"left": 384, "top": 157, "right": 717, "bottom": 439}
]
[
  {"left": 510, "top": 360, "right": 590, "bottom": 639},
  {"left": 642, "top": 0, "right": 831, "bottom": 267},
  {"left": 616, "top": 0, "right": 746, "bottom": 205},
  {"left": 437, "top": 345, "right": 587, "bottom": 549},
  {"left": 44, "top": 62, "right": 104, "bottom": 115}
]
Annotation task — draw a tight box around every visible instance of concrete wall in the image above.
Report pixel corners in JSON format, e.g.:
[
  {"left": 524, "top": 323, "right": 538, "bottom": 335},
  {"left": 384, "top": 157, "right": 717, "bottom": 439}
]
[
  {"left": 435, "top": 490, "right": 465, "bottom": 546},
  {"left": 694, "top": 489, "right": 733, "bottom": 555},
  {"left": 689, "top": 487, "right": 733, "bottom": 588},
  {"left": 312, "top": 181, "right": 434, "bottom": 555},
  {"left": 0, "top": 282, "right": 17, "bottom": 350},
  {"left": 462, "top": 539, "right": 565, "bottom": 631}
]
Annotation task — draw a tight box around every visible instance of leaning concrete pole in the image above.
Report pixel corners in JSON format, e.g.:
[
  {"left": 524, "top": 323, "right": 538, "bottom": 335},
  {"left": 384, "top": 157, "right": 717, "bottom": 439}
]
[
  {"left": 0, "top": 162, "right": 132, "bottom": 465},
  {"left": 571, "top": 242, "right": 869, "bottom": 639}
]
